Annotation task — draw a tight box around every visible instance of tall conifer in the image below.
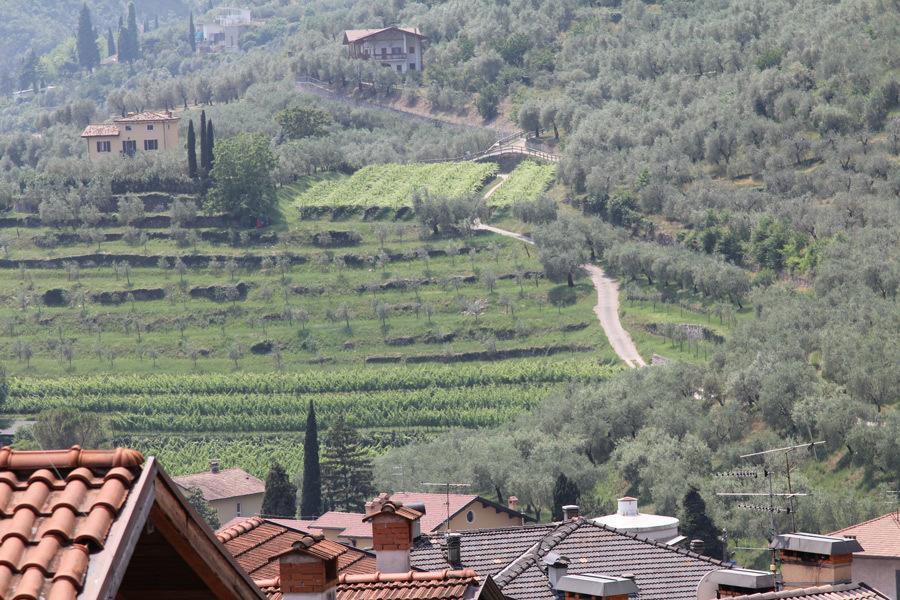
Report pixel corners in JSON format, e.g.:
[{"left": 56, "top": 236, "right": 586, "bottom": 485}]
[
  {"left": 76, "top": 3, "right": 101, "bottom": 70},
  {"left": 189, "top": 12, "right": 197, "bottom": 52},
  {"left": 206, "top": 120, "right": 215, "bottom": 172},
  {"left": 106, "top": 28, "right": 116, "bottom": 57},
  {"left": 300, "top": 400, "right": 321, "bottom": 518},
  {"left": 320, "top": 415, "right": 374, "bottom": 512},
  {"left": 187, "top": 119, "right": 198, "bottom": 179},
  {"left": 199, "top": 110, "right": 208, "bottom": 177}
]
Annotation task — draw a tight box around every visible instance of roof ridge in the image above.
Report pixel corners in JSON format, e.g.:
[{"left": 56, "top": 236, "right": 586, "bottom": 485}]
[
  {"left": 0, "top": 446, "right": 144, "bottom": 470},
  {"left": 216, "top": 516, "right": 265, "bottom": 543},
  {"left": 729, "top": 582, "right": 877, "bottom": 599},
  {"left": 583, "top": 518, "right": 727, "bottom": 566},
  {"left": 493, "top": 518, "right": 583, "bottom": 587},
  {"left": 339, "top": 569, "right": 477, "bottom": 585}
]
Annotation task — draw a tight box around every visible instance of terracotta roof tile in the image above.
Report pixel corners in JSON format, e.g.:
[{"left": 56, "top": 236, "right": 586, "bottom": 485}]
[
  {"left": 725, "top": 583, "right": 889, "bottom": 599},
  {"left": 217, "top": 517, "right": 376, "bottom": 582},
  {"left": 0, "top": 446, "right": 145, "bottom": 600},
  {"left": 255, "top": 569, "right": 479, "bottom": 600},
  {"left": 343, "top": 27, "right": 424, "bottom": 43},
  {"left": 112, "top": 111, "right": 178, "bottom": 123},
  {"left": 80, "top": 124, "right": 120, "bottom": 137},
  {"left": 173, "top": 468, "right": 265, "bottom": 501},
  {"left": 830, "top": 512, "right": 900, "bottom": 558}
]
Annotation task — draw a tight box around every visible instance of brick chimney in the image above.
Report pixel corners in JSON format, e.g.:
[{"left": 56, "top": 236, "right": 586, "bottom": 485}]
[
  {"left": 508, "top": 496, "right": 519, "bottom": 512},
  {"left": 555, "top": 573, "right": 638, "bottom": 600},
  {"left": 276, "top": 534, "right": 342, "bottom": 600},
  {"left": 363, "top": 493, "right": 424, "bottom": 574},
  {"left": 770, "top": 533, "right": 862, "bottom": 590}
]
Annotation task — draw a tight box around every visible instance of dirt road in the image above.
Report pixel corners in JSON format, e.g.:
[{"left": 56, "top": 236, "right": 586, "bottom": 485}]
[{"left": 473, "top": 220, "right": 646, "bottom": 368}]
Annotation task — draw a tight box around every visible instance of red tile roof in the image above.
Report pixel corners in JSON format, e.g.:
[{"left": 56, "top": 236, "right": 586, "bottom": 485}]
[
  {"left": 724, "top": 583, "right": 889, "bottom": 599},
  {"left": 112, "top": 111, "right": 179, "bottom": 123},
  {"left": 217, "top": 517, "right": 376, "bottom": 581},
  {"left": 80, "top": 124, "right": 120, "bottom": 138},
  {"left": 255, "top": 569, "right": 481, "bottom": 600},
  {"left": 0, "top": 446, "right": 144, "bottom": 600},
  {"left": 343, "top": 27, "right": 424, "bottom": 43},
  {"left": 830, "top": 512, "right": 900, "bottom": 558},
  {"left": 173, "top": 467, "right": 265, "bottom": 501}
]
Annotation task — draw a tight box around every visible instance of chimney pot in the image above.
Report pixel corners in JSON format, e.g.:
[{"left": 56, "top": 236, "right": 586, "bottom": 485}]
[
  {"left": 446, "top": 532, "right": 462, "bottom": 565},
  {"left": 562, "top": 505, "right": 580, "bottom": 520},
  {"left": 690, "top": 539, "right": 705, "bottom": 554},
  {"left": 508, "top": 496, "right": 520, "bottom": 511},
  {"left": 210, "top": 459, "right": 220, "bottom": 474},
  {"left": 617, "top": 496, "right": 639, "bottom": 516}
]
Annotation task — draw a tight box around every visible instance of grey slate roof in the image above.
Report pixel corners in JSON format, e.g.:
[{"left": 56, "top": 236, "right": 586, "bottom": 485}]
[{"left": 410, "top": 517, "right": 726, "bottom": 600}]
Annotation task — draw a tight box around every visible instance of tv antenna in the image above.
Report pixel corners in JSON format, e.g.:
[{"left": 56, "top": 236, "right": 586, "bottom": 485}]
[
  {"left": 716, "top": 441, "right": 824, "bottom": 576},
  {"left": 420, "top": 482, "right": 471, "bottom": 532}
]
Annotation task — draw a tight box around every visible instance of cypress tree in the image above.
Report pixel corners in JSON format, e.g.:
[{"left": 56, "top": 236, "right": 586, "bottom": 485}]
[
  {"left": 106, "top": 28, "right": 116, "bottom": 57},
  {"left": 551, "top": 473, "right": 580, "bottom": 521},
  {"left": 206, "top": 120, "right": 215, "bottom": 172},
  {"left": 122, "top": 2, "right": 140, "bottom": 62},
  {"left": 187, "top": 119, "right": 198, "bottom": 179},
  {"left": 189, "top": 12, "right": 196, "bottom": 52},
  {"left": 76, "top": 3, "right": 101, "bottom": 71},
  {"left": 680, "top": 487, "right": 725, "bottom": 559},
  {"left": 117, "top": 27, "right": 128, "bottom": 62},
  {"left": 262, "top": 463, "right": 297, "bottom": 517},
  {"left": 199, "top": 110, "right": 208, "bottom": 177},
  {"left": 143, "top": 17, "right": 150, "bottom": 33},
  {"left": 320, "top": 415, "right": 374, "bottom": 512},
  {"left": 300, "top": 400, "right": 321, "bottom": 518},
  {"left": 155, "top": 15, "right": 159, "bottom": 29}
]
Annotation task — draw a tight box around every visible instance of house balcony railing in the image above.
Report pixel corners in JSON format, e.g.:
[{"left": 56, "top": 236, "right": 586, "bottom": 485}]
[{"left": 357, "top": 52, "right": 410, "bottom": 60}]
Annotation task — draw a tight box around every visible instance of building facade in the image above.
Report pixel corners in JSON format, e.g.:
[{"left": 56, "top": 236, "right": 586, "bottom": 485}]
[
  {"left": 343, "top": 27, "right": 425, "bottom": 74},
  {"left": 199, "top": 7, "right": 253, "bottom": 52},
  {"left": 173, "top": 461, "right": 266, "bottom": 525},
  {"left": 81, "top": 111, "right": 180, "bottom": 160}
]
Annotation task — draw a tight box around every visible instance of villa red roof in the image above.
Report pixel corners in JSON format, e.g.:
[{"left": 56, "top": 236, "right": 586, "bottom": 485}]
[
  {"left": 112, "top": 111, "right": 178, "bottom": 123},
  {"left": 173, "top": 467, "right": 264, "bottom": 501},
  {"left": 343, "top": 27, "right": 424, "bottom": 44},
  {"left": 80, "top": 124, "right": 120, "bottom": 137}
]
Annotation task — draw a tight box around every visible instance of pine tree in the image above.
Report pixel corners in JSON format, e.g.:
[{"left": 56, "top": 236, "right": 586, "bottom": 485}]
[
  {"left": 199, "top": 110, "right": 208, "bottom": 177},
  {"left": 189, "top": 12, "right": 196, "bottom": 52},
  {"left": 300, "top": 400, "right": 322, "bottom": 518},
  {"left": 551, "top": 473, "right": 580, "bottom": 521},
  {"left": 185, "top": 487, "right": 220, "bottom": 529},
  {"left": 680, "top": 487, "right": 725, "bottom": 559},
  {"left": 262, "top": 463, "right": 297, "bottom": 517},
  {"left": 187, "top": 119, "right": 198, "bottom": 178},
  {"left": 321, "top": 415, "right": 374, "bottom": 512},
  {"left": 76, "top": 4, "right": 101, "bottom": 71},
  {"left": 106, "top": 27, "right": 116, "bottom": 57}
]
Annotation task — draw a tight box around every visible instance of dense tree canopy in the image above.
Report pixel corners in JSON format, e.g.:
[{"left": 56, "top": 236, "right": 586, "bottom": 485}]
[{"left": 206, "top": 133, "right": 277, "bottom": 223}]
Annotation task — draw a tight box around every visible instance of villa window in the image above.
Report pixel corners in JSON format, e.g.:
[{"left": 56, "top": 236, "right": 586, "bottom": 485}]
[
  {"left": 144, "top": 139, "right": 159, "bottom": 151},
  {"left": 96, "top": 141, "right": 111, "bottom": 153}
]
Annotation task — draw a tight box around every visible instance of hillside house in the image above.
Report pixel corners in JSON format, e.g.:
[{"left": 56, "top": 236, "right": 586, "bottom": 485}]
[
  {"left": 173, "top": 461, "right": 265, "bottom": 525},
  {"left": 302, "top": 492, "right": 530, "bottom": 547},
  {"left": 0, "top": 446, "right": 264, "bottom": 599},
  {"left": 199, "top": 7, "right": 254, "bottom": 52},
  {"left": 80, "top": 111, "right": 179, "bottom": 160},
  {"left": 343, "top": 27, "right": 426, "bottom": 74}
]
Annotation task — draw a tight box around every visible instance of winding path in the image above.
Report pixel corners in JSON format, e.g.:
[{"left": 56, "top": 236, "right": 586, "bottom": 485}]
[{"left": 473, "top": 219, "right": 646, "bottom": 368}]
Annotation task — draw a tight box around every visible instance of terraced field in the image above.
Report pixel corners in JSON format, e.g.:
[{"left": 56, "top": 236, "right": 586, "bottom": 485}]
[
  {"left": 488, "top": 161, "right": 557, "bottom": 207},
  {"left": 293, "top": 162, "right": 498, "bottom": 209},
  {"left": 0, "top": 179, "right": 616, "bottom": 475}
]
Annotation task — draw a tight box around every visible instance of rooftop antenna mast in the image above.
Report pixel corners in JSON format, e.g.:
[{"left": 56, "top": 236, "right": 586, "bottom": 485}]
[
  {"left": 420, "top": 482, "right": 470, "bottom": 532},
  {"left": 716, "top": 441, "right": 824, "bottom": 581}
]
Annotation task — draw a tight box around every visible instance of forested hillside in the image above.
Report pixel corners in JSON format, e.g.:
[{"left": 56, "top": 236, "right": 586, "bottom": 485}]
[{"left": 0, "top": 0, "right": 896, "bottom": 567}]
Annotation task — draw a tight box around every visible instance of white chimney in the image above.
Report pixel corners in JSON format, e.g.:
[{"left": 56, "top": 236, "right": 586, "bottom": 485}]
[
  {"left": 617, "top": 497, "right": 638, "bottom": 516},
  {"left": 562, "top": 505, "right": 580, "bottom": 520}
]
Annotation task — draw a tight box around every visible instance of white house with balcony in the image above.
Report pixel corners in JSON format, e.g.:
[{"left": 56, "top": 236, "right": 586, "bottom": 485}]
[{"left": 342, "top": 27, "right": 425, "bottom": 74}]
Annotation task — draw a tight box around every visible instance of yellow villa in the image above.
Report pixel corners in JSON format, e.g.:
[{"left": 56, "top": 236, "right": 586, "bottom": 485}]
[{"left": 81, "top": 110, "right": 180, "bottom": 160}]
